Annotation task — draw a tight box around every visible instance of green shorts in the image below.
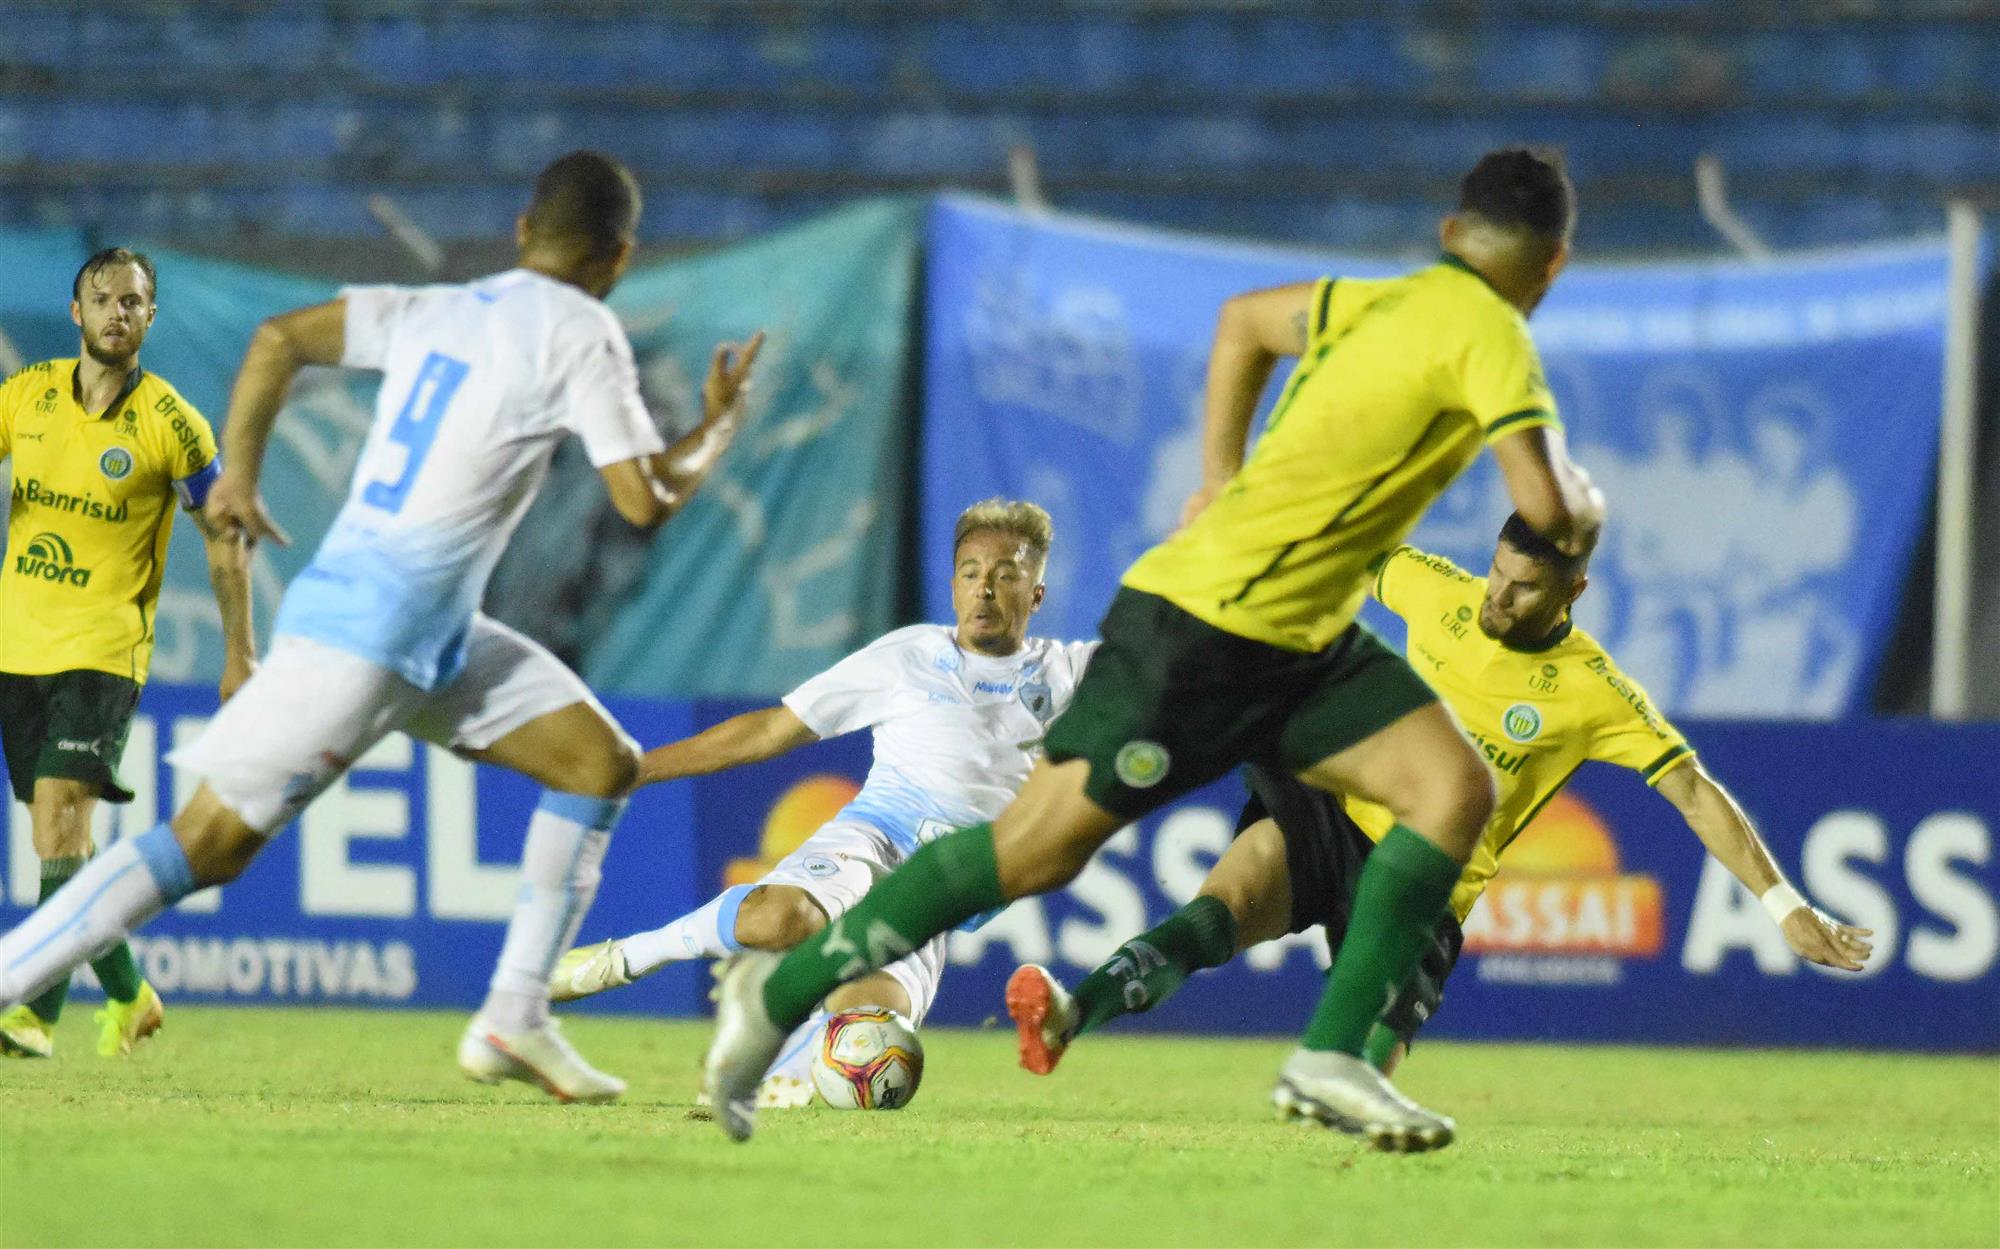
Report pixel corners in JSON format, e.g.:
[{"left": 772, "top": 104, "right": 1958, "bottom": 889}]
[
  {"left": 1044, "top": 587, "right": 1437, "bottom": 820},
  {"left": 0, "top": 669, "right": 141, "bottom": 805}
]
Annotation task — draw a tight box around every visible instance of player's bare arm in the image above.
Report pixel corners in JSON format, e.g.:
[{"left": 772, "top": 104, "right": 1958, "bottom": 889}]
[
  {"left": 192, "top": 510, "right": 257, "bottom": 702},
  {"left": 631, "top": 703, "right": 818, "bottom": 791},
  {"left": 206, "top": 297, "right": 349, "bottom": 547},
  {"left": 1183, "top": 282, "right": 1317, "bottom": 527},
  {"left": 1654, "top": 762, "right": 1873, "bottom": 972},
  {"left": 1489, "top": 424, "right": 1605, "bottom": 558},
  {"left": 599, "top": 330, "right": 765, "bottom": 530}
]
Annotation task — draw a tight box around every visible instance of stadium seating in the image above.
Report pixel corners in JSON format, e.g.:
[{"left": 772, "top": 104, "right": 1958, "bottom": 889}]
[{"left": 0, "top": 1, "right": 1990, "bottom": 254}]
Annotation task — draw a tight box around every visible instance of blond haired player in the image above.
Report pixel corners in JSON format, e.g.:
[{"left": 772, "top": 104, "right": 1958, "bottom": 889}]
[
  {"left": 552, "top": 499, "right": 1096, "bottom": 1107},
  {"left": 1008, "top": 516, "right": 1875, "bottom": 1076},
  {"left": 0, "top": 248, "right": 255, "bottom": 1060}
]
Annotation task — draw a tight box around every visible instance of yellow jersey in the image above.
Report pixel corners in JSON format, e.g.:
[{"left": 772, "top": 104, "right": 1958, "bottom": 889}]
[
  {"left": 1345, "top": 545, "right": 1696, "bottom": 921},
  {"left": 1123, "top": 258, "right": 1560, "bottom": 653},
  {"left": 0, "top": 359, "right": 219, "bottom": 681}
]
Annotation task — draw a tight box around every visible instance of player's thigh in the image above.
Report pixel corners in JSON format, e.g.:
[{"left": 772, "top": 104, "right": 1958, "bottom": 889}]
[
  {"left": 411, "top": 614, "right": 638, "bottom": 798},
  {"left": 166, "top": 636, "right": 417, "bottom": 836},
  {"left": 757, "top": 821, "right": 890, "bottom": 928},
  {"left": 826, "top": 970, "right": 914, "bottom": 1020}
]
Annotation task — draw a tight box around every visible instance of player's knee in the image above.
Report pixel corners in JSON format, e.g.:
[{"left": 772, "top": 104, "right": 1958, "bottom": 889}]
[
  {"left": 826, "top": 974, "right": 912, "bottom": 1018},
  {"left": 174, "top": 813, "right": 266, "bottom": 887},
  {"left": 1405, "top": 753, "right": 1496, "bottom": 855},
  {"left": 555, "top": 735, "right": 641, "bottom": 800},
  {"left": 734, "top": 887, "right": 826, "bottom": 950},
  {"left": 29, "top": 792, "right": 95, "bottom": 859}
]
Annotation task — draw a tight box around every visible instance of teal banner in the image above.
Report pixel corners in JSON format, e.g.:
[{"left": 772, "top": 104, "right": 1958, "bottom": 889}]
[{"left": 0, "top": 199, "right": 919, "bottom": 698}]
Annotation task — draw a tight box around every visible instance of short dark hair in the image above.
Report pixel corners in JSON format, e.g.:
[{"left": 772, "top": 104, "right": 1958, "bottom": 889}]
[
  {"left": 73, "top": 247, "right": 156, "bottom": 304},
  {"left": 1459, "top": 147, "right": 1575, "bottom": 241},
  {"left": 1498, "top": 511, "right": 1589, "bottom": 582},
  {"left": 523, "top": 150, "right": 641, "bottom": 257}
]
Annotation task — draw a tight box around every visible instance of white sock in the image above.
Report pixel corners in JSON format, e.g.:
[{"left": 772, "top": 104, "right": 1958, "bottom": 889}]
[
  {"left": 765, "top": 1010, "right": 827, "bottom": 1085},
  {"left": 0, "top": 824, "right": 195, "bottom": 1007},
  {"left": 481, "top": 791, "right": 621, "bottom": 1032},
  {"left": 620, "top": 884, "right": 754, "bottom": 977}
]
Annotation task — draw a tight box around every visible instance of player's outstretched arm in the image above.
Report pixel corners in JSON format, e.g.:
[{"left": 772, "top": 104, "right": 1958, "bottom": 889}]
[
  {"left": 1655, "top": 762, "right": 1874, "bottom": 972},
  {"left": 1489, "top": 424, "right": 1605, "bottom": 558},
  {"left": 630, "top": 703, "right": 818, "bottom": 792},
  {"left": 600, "top": 330, "right": 765, "bottom": 531},
  {"left": 207, "top": 298, "right": 348, "bottom": 546},
  {"left": 1183, "top": 282, "right": 1317, "bottom": 528}
]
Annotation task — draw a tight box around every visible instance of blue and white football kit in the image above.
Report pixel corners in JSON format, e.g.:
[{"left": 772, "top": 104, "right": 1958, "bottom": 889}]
[
  {"left": 618, "top": 625, "right": 1097, "bottom": 1026},
  {"left": 0, "top": 271, "right": 665, "bottom": 1064}
]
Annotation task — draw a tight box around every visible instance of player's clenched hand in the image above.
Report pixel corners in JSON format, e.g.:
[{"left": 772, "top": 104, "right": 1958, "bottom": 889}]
[
  {"left": 701, "top": 330, "right": 766, "bottom": 424},
  {"left": 1781, "top": 906, "right": 1873, "bottom": 972},
  {"left": 204, "top": 471, "right": 291, "bottom": 548}
]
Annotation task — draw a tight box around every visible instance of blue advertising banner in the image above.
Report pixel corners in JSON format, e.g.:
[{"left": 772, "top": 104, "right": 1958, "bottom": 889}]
[
  {"left": 920, "top": 197, "right": 1962, "bottom": 718},
  {"left": 8, "top": 683, "right": 1990, "bottom": 1053}
]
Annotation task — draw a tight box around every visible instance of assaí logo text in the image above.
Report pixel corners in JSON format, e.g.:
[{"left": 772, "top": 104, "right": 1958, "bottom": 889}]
[
  {"left": 11, "top": 476, "right": 128, "bottom": 523},
  {"left": 15, "top": 532, "right": 91, "bottom": 587}
]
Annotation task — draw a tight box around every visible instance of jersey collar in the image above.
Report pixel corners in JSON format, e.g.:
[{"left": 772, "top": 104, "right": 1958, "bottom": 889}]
[
  {"left": 1506, "top": 614, "right": 1574, "bottom": 653},
  {"left": 1437, "top": 252, "right": 1507, "bottom": 301},
  {"left": 69, "top": 360, "right": 146, "bottom": 420}
]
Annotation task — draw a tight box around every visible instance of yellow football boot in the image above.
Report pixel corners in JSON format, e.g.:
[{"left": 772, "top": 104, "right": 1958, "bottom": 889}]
[
  {"left": 93, "top": 981, "right": 164, "bottom": 1057},
  {"left": 0, "top": 1004, "right": 55, "bottom": 1058}
]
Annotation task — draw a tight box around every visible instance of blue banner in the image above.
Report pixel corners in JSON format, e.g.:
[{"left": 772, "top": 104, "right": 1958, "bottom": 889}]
[
  {"left": 920, "top": 196, "right": 1963, "bottom": 718},
  {"left": 0, "top": 200, "right": 921, "bottom": 699},
  {"left": 6, "top": 683, "right": 1992, "bottom": 1052}
]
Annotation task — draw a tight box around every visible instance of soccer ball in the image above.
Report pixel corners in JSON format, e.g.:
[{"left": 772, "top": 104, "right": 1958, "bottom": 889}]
[{"left": 810, "top": 1007, "right": 924, "bottom": 1110}]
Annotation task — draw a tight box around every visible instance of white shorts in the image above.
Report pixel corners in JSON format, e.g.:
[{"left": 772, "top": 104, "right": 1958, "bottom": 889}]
[
  {"left": 760, "top": 819, "right": 946, "bottom": 1027},
  {"left": 169, "top": 614, "right": 621, "bottom": 833}
]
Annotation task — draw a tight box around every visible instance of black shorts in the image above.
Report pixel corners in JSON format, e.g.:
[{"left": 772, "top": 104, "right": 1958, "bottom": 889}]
[
  {"left": 1043, "top": 587, "right": 1438, "bottom": 820},
  {"left": 1237, "top": 765, "right": 1463, "bottom": 1052},
  {"left": 0, "top": 669, "right": 141, "bottom": 805}
]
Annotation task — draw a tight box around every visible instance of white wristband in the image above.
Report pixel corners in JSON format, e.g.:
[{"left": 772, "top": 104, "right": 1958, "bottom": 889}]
[{"left": 1760, "top": 882, "right": 1807, "bottom": 926}]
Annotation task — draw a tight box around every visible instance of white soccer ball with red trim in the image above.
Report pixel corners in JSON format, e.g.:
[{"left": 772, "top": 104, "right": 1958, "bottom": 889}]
[{"left": 810, "top": 1007, "right": 925, "bottom": 1110}]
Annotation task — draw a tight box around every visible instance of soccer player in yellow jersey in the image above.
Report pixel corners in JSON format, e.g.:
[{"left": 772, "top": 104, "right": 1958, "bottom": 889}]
[
  {"left": 704, "top": 148, "right": 1604, "bottom": 1150},
  {"left": 0, "top": 248, "right": 255, "bottom": 1059},
  {"left": 1008, "top": 516, "right": 1875, "bottom": 1079}
]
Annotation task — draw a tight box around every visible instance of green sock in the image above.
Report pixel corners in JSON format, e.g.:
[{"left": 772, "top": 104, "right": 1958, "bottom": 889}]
[
  {"left": 89, "top": 933, "right": 144, "bottom": 1005},
  {"left": 762, "top": 823, "right": 1004, "bottom": 1028},
  {"left": 1363, "top": 1021, "right": 1400, "bottom": 1070},
  {"left": 1072, "top": 895, "right": 1237, "bottom": 1038},
  {"left": 1302, "top": 824, "right": 1461, "bottom": 1054},
  {"left": 26, "top": 860, "right": 86, "bottom": 1022}
]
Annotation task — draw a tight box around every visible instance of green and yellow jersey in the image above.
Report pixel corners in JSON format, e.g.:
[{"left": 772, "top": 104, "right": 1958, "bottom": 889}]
[
  {"left": 1345, "top": 545, "right": 1695, "bottom": 920},
  {"left": 0, "top": 359, "right": 220, "bottom": 682},
  {"left": 1123, "top": 258, "right": 1560, "bottom": 653}
]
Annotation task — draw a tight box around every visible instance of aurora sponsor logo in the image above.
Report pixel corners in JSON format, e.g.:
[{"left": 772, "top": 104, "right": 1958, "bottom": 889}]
[
  {"left": 10, "top": 475, "right": 129, "bottom": 523},
  {"left": 13, "top": 531, "right": 92, "bottom": 587}
]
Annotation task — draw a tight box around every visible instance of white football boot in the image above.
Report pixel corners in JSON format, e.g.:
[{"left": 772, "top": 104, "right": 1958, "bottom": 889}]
[
  {"left": 549, "top": 939, "right": 635, "bottom": 1003},
  {"left": 458, "top": 1016, "right": 626, "bottom": 1105},
  {"left": 1271, "top": 1048, "right": 1455, "bottom": 1152},
  {"left": 701, "top": 950, "right": 787, "bottom": 1141}
]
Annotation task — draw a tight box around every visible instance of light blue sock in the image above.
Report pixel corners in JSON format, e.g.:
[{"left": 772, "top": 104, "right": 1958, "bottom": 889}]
[
  {"left": 0, "top": 824, "right": 193, "bottom": 1007},
  {"left": 482, "top": 790, "right": 623, "bottom": 1030},
  {"left": 620, "top": 884, "right": 754, "bottom": 977}
]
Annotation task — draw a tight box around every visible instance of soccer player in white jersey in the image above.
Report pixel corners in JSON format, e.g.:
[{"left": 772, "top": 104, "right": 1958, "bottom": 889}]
[
  {"left": 550, "top": 499, "right": 1095, "bottom": 1105},
  {"left": 0, "top": 151, "right": 763, "bottom": 1104}
]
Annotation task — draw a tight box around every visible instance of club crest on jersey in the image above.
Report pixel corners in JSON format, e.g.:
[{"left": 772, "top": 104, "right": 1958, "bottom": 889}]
[
  {"left": 1019, "top": 679, "right": 1053, "bottom": 721},
  {"left": 1114, "top": 740, "right": 1170, "bottom": 789},
  {"left": 1502, "top": 702, "right": 1543, "bottom": 743},
  {"left": 99, "top": 447, "right": 134, "bottom": 481}
]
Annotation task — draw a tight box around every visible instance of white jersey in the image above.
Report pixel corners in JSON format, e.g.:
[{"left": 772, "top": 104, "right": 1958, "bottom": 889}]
[
  {"left": 783, "top": 625, "right": 1098, "bottom": 855},
  {"left": 273, "top": 269, "right": 665, "bottom": 689}
]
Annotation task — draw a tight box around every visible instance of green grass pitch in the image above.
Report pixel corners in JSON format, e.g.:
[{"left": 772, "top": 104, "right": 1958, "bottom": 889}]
[{"left": 1, "top": 1006, "right": 1993, "bottom": 1248}]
